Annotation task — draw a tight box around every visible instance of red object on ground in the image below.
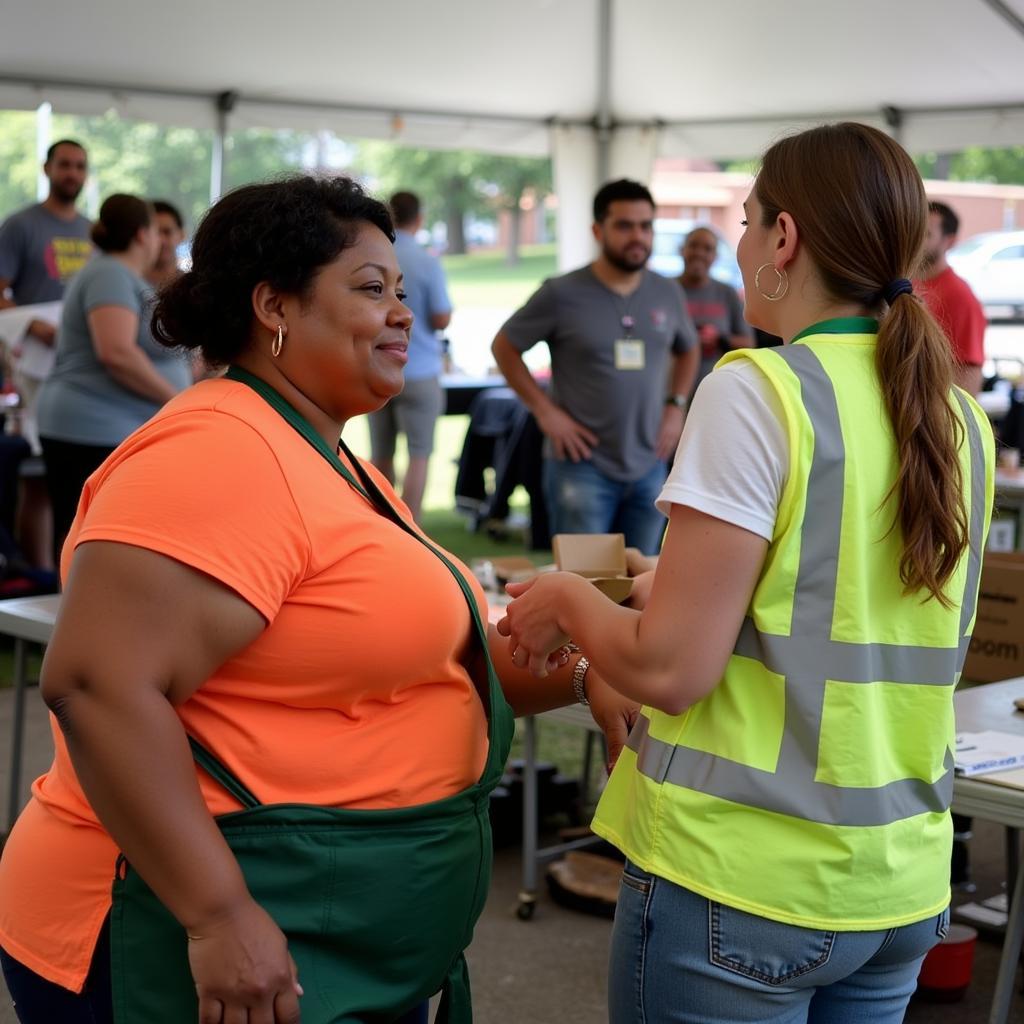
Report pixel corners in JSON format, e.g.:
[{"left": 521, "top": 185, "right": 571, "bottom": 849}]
[{"left": 916, "top": 923, "right": 977, "bottom": 1002}]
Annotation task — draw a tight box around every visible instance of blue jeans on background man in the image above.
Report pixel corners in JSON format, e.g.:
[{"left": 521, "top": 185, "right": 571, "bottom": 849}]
[
  {"left": 609, "top": 860, "right": 946, "bottom": 1024},
  {"left": 543, "top": 458, "right": 667, "bottom": 555}
]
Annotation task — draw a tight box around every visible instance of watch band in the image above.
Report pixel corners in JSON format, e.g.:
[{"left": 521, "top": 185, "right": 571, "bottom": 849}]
[{"left": 572, "top": 655, "right": 590, "bottom": 705}]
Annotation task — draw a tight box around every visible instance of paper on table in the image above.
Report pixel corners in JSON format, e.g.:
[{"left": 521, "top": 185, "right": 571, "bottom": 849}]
[
  {"left": 0, "top": 302, "right": 61, "bottom": 380},
  {"left": 954, "top": 730, "right": 1024, "bottom": 777}
]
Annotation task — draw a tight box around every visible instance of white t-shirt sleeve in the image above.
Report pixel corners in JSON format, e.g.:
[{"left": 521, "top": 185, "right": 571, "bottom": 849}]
[{"left": 656, "top": 359, "right": 788, "bottom": 541}]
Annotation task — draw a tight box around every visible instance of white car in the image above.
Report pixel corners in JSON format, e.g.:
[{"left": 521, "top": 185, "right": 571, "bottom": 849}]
[{"left": 947, "top": 230, "right": 1024, "bottom": 321}]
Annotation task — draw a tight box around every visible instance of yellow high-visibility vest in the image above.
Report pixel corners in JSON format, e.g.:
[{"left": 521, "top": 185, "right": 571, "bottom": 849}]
[{"left": 592, "top": 318, "right": 995, "bottom": 930}]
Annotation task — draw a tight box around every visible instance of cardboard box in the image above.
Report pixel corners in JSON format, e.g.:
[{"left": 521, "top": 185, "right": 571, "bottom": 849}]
[
  {"left": 964, "top": 552, "right": 1024, "bottom": 682},
  {"left": 552, "top": 533, "right": 634, "bottom": 604}
]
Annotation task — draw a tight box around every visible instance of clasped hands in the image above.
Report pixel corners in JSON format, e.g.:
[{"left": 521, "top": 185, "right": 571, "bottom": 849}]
[{"left": 496, "top": 571, "right": 584, "bottom": 677}]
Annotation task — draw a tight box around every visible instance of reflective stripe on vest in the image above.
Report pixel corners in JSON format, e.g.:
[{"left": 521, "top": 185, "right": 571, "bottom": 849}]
[{"left": 626, "top": 345, "right": 988, "bottom": 828}]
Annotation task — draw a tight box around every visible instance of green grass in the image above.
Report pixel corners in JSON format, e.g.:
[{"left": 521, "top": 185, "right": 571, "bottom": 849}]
[{"left": 442, "top": 243, "right": 557, "bottom": 309}]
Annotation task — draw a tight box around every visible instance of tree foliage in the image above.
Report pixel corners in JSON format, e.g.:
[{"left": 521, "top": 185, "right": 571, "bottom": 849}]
[{"left": 353, "top": 142, "right": 551, "bottom": 258}]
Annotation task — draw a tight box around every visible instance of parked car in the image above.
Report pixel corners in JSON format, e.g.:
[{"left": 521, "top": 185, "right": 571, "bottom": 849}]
[
  {"left": 947, "top": 230, "right": 1024, "bottom": 321},
  {"left": 649, "top": 218, "right": 743, "bottom": 292}
]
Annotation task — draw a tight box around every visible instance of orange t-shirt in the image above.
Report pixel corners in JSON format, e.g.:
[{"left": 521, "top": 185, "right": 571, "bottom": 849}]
[{"left": 0, "top": 378, "right": 489, "bottom": 991}]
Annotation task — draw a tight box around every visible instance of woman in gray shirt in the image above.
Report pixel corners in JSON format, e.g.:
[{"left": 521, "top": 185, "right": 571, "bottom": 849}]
[{"left": 37, "top": 194, "right": 190, "bottom": 562}]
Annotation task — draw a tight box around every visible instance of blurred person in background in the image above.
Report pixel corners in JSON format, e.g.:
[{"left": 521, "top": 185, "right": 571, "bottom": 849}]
[
  {"left": 0, "top": 139, "right": 93, "bottom": 568},
  {"left": 145, "top": 200, "right": 186, "bottom": 289},
  {"left": 676, "top": 225, "right": 752, "bottom": 395},
  {"left": 36, "top": 194, "right": 190, "bottom": 563},
  {"left": 492, "top": 179, "right": 698, "bottom": 555},
  {"left": 914, "top": 200, "right": 986, "bottom": 396}
]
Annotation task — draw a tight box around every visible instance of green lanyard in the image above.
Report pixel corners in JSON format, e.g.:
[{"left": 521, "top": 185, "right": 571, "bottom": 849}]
[{"left": 224, "top": 365, "right": 497, "bottom": 715}]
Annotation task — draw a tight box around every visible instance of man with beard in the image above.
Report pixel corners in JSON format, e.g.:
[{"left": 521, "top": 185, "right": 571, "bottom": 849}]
[
  {"left": 0, "top": 139, "right": 92, "bottom": 328},
  {"left": 492, "top": 179, "right": 698, "bottom": 554},
  {"left": 0, "top": 139, "right": 91, "bottom": 569},
  {"left": 914, "top": 200, "right": 986, "bottom": 396}
]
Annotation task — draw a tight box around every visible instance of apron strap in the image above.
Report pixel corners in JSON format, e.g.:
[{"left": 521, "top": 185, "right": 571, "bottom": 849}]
[
  {"left": 188, "top": 737, "right": 262, "bottom": 809},
  {"left": 435, "top": 952, "right": 473, "bottom": 1024}
]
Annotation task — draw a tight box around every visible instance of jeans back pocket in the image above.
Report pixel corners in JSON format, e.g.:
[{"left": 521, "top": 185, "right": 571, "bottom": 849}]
[{"left": 709, "top": 901, "right": 835, "bottom": 986}]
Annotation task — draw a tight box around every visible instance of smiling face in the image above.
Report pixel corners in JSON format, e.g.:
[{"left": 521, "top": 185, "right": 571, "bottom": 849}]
[
  {"left": 594, "top": 199, "right": 654, "bottom": 273},
  {"left": 681, "top": 227, "right": 718, "bottom": 283},
  {"left": 276, "top": 222, "right": 413, "bottom": 422}
]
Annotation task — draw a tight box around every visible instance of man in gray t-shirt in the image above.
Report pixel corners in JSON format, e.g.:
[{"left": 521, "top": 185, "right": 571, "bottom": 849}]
[
  {"left": 492, "top": 179, "right": 698, "bottom": 554},
  {"left": 0, "top": 139, "right": 92, "bottom": 340}
]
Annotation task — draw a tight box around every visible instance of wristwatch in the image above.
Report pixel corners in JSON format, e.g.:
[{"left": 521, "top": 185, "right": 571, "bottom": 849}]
[{"left": 665, "top": 394, "right": 688, "bottom": 409}]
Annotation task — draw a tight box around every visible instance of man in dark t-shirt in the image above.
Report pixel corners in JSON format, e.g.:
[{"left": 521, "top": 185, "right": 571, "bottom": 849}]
[{"left": 492, "top": 180, "right": 698, "bottom": 554}]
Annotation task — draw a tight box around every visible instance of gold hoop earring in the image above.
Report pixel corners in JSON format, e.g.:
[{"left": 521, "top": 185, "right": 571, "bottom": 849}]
[
  {"left": 271, "top": 325, "right": 285, "bottom": 358},
  {"left": 755, "top": 263, "right": 789, "bottom": 301}
]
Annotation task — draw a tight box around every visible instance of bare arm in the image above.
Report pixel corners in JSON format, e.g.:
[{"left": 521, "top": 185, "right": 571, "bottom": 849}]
[
  {"left": 500, "top": 504, "right": 768, "bottom": 714},
  {"left": 484, "top": 624, "right": 639, "bottom": 768},
  {"left": 87, "top": 306, "right": 180, "bottom": 403},
  {"left": 43, "top": 541, "right": 301, "bottom": 1022},
  {"left": 492, "top": 330, "right": 597, "bottom": 461},
  {"left": 430, "top": 312, "right": 452, "bottom": 331},
  {"left": 0, "top": 278, "right": 13, "bottom": 310}
]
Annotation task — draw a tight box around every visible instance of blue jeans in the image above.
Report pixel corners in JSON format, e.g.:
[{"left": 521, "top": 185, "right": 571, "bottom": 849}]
[
  {"left": 543, "top": 458, "right": 667, "bottom": 555},
  {"left": 609, "top": 860, "right": 948, "bottom": 1023}
]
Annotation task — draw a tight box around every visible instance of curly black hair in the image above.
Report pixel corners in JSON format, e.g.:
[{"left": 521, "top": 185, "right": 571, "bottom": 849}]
[{"left": 152, "top": 176, "right": 394, "bottom": 365}]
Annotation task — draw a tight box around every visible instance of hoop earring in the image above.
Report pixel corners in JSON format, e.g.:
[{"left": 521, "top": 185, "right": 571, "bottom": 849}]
[
  {"left": 755, "top": 263, "right": 789, "bottom": 301},
  {"left": 271, "top": 325, "right": 285, "bottom": 358}
]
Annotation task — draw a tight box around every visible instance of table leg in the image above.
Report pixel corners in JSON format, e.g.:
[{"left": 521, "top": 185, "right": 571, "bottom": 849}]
[
  {"left": 1006, "top": 827, "right": 1020, "bottom": 901},
  {"left": 989, "top": 833, "right": 1024, "bottom": 1024},
  {"left": 6, "top": 638, "right": 28, "bottom": 833},
  {"left": 518, "top": 716, "right": 538, "bottom": 919}
]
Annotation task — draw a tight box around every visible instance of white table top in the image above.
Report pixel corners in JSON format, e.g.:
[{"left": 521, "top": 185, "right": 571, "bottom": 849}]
[
  {"left": 952, "top": 679, "right": 1024, "bottom": 826},
  {"left": 0, "top": 594, "right": 59, "bottom": 645}
]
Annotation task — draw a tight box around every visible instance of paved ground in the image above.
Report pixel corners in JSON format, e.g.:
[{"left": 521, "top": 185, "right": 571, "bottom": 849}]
[{"left": 0, "top": 684, "right": 1021, "bottom": 1022}]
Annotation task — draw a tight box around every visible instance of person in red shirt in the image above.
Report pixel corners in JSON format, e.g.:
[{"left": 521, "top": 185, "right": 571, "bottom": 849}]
[{"left": 915, "top": 200, "right": 987, "bottom": 395}]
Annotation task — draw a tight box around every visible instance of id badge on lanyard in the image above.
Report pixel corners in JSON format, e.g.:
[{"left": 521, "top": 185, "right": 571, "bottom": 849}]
[{"left": 614, "top": 338, "right": 645, "bottom": 370}]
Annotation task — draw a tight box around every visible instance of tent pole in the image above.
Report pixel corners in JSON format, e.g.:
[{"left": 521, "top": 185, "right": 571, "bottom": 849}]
[
  {"left": 595, "top": 0, "right": 613, "bottom": 183},
  {"left": 210, "top": 90, "right": 237, "bottom": 203}
]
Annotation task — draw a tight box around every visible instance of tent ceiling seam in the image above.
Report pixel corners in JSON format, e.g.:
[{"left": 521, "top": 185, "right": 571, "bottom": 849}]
[{"left": 979, "top": 0, "right": 1024, "bottom": 41}]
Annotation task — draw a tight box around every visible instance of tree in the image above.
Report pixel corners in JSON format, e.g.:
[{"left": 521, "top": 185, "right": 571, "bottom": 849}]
[
  {"left": 354, "top": 143, "right": 489, "bottom": 255},
  {"left": 354, "top": 142, "right": 552, "bottom": 260},
  {"left": 474, "top": 155, "right": 552, "bottom": 265},
  {"left": 0, "top": 111, "right": 45, "bottom": 218},
  {"left": 916, "top": 147, "right": 1024, "bottom": 185}
]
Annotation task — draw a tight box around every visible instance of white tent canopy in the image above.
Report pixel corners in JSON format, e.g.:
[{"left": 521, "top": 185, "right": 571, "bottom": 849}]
[{"left": 3, "top": 0, "right": 1023, "bottom": 267}]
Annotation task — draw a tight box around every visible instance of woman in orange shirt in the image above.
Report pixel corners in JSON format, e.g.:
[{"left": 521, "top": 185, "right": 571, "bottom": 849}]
[{"left": 0, "top": 176, "right": 635, "bottom": 1024}]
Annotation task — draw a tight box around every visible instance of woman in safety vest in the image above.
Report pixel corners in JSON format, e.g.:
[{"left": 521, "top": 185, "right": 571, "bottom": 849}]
[{"left": 500, "top": 122, "right": 994, "bottom": 1023}]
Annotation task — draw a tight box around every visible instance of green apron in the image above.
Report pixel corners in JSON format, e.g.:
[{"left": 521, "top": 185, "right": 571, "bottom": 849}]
[{"left": 109, "top": 366, "right": 515, "bottom": 1023}]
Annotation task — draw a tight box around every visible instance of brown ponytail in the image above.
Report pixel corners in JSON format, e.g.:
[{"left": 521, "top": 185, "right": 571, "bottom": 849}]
[
  {"left": 756, "top": 123, "right": 969, "bottom": 605},
  {"left": 876, "top": 294, "right": 967, "bottom": 605}
]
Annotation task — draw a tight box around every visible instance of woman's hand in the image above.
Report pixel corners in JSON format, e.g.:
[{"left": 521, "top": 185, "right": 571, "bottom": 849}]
[
  {"left": 188, "top": 899, "right": 303, "bottom": 1024},
  {"left": 585, "top": 669, "right": 641, "bottom": 772},
  {"left": 498, "top": 572, "right": 589, "bottom": 677}
]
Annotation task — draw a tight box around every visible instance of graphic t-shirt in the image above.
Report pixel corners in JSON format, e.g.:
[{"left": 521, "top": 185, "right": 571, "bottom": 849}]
[{"left": 0, "top": 204, "right": 93, "bottom": 304}]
